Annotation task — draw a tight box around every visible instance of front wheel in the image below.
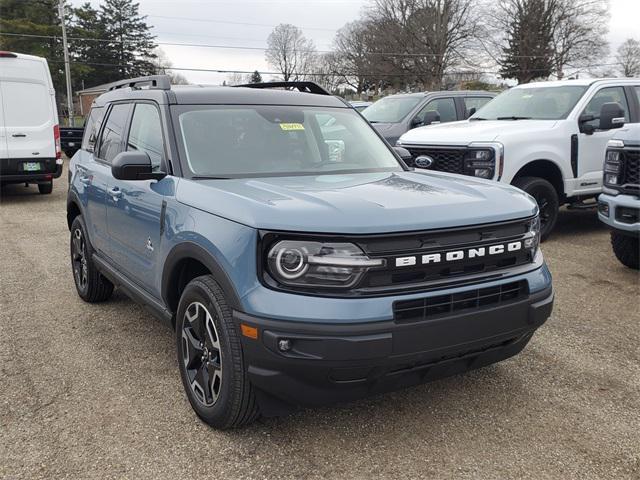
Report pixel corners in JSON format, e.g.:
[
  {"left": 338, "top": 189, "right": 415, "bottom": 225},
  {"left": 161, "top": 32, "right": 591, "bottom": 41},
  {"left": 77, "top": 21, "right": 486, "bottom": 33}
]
[
  {"left": 176, "top": 275, "right": 259, "bottom": 429},
  {"left": 512, "top": 176, "right": 559, "bottom": 242},
  {"left": 611, "top": 231, "right": 639, "bottom": 270}
]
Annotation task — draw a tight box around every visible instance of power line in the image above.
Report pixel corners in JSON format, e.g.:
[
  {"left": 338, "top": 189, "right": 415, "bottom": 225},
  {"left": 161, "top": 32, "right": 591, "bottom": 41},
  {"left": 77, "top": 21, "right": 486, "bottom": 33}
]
[{"left": 146, "top": 14, "right": 339, "bottom": 32}]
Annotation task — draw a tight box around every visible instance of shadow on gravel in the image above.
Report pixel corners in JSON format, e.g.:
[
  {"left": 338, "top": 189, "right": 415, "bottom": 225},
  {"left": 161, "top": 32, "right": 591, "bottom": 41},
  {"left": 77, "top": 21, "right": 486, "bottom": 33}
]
[
  {"left": 0, "top": 182, "right": 61, "bottom": 203},
  {"left": 547, "top": 206, "right": 607, "bottom": 241}
]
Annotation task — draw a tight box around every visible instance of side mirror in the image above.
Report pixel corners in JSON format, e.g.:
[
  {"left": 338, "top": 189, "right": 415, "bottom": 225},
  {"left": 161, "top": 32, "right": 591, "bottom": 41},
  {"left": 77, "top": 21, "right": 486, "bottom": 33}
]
[
  {"left": 393, "top": 146, "right": 413, "bottom": 163},
  {"left": 467, "top": 107, "right": 477, "bottom": 118},
  {"left": 599, "top": 102, "right": 625, "bottom": 130},
  {"left": 111, "top": 151, "right": 166, "bottom": 181},
  {"left": 410, "top": 117, "right": 423, "bottom": 128},
  {"left": 422, "top": 110, "right": 440, "bottom": 126},
  {"left": 578, "top": 114, "right": 596, "bottom": 135}
]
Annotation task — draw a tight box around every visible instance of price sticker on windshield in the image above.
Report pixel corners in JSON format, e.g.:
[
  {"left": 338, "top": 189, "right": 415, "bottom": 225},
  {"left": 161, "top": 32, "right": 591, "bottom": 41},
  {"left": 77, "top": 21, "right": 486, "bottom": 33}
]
[{"left": 279, "top": 123, "right": 305, "bottom": 131}]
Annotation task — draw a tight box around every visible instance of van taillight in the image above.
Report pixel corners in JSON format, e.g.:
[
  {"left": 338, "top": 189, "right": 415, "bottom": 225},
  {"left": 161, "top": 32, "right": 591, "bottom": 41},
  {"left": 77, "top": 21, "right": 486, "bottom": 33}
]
[
  {"left": 54, "top": 125, "right": 62, "bottom": 162},
  {"left": 0, "top": 51, "right": 18, "bottom": 58}
]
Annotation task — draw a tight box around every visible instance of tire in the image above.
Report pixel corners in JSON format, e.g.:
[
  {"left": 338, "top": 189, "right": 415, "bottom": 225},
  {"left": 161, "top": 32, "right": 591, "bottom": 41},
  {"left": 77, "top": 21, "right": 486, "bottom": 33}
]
[
  {"left": 38, "top": 181, "right": 53, "bottom": 194},
  {"left": 176, "top": 275, "right": 259, "bottom": 429},
  {"left": 611, "top": 231, "right": 639, "bottom": 270},
  {"left": 512, "top": 176, "right": 559, "bottom": 242},
  {"left": 70, "top": 216, "right": 114, "bottom": 302}
]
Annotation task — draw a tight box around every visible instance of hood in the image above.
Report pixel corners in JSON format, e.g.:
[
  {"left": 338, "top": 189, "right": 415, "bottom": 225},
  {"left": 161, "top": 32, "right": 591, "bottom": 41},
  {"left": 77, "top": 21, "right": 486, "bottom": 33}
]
[
  {"left": 176, "top": 171, "right": 537, "bottom": 234},
  {"left": 399, "top": 119, "right": 558, "bottom": 145}
]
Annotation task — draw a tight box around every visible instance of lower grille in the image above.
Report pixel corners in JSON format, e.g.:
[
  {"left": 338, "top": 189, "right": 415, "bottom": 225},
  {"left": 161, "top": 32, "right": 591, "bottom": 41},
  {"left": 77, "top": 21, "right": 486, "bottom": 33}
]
[
  {"left": 405, "top": 147, "right": 466, "bottom": 174},
  {"left": 394, "top": 281, "right": 527, "bottom": 323}
]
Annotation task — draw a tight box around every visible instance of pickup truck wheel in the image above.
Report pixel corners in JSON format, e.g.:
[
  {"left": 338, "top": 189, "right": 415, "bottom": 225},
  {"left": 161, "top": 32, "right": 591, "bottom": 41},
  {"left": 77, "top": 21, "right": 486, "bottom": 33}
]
[
  {"left": 512, "top": 176, "right": 558, "bottom": 241},
  {"left": 611, "top": 231, "right": 639, "bottom": 270},
  {"left": 38, "top": 181, "right": 53, "bottom": 194},
  {"left": 176, "top": 275, "right": 259, "bottom": 429},
  {"left": 69, "top": 216, "right": 114, "bottom": 302}
]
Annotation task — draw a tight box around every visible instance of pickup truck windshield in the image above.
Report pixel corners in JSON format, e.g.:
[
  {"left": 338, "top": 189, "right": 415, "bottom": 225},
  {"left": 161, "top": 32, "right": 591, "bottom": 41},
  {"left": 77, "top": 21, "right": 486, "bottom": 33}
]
[
  {"left": 470, "top": 85, "right": 588, "bottom": 121},
  {"left": 361, "top": 96, "right": 422, "bottom": 123},
  {"left": 174, "top": 105, "right": 403, "bottom": 178}
]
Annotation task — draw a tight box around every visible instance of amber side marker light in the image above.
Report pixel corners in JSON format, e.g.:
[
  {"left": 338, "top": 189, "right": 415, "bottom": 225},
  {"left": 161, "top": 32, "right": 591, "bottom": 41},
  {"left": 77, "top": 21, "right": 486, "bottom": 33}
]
[{"left": 240, "top": 323, "right": 258, "bottom": 340}]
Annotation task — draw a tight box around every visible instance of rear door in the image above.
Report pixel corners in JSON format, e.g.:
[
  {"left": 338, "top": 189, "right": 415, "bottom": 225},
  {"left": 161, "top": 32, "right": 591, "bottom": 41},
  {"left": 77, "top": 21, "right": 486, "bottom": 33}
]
[
  {"left": 460, "top": 96, "right": 494, "bottom": 119},
  {"left": 1, "top": 79, "right": 55, "bottom": 161}
]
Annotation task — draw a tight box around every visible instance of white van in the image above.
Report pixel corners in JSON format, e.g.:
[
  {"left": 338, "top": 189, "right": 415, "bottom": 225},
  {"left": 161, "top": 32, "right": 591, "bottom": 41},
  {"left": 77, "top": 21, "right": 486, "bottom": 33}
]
[{"left": 0, "top": 51, "right": 62, "bottom": 194}]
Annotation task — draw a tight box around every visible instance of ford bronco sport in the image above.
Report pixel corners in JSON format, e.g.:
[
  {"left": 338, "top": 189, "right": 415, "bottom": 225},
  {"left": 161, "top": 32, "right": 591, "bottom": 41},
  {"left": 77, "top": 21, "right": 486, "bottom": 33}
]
[{"left": 67, "top": 76, "right": 554, "bottom": 429}]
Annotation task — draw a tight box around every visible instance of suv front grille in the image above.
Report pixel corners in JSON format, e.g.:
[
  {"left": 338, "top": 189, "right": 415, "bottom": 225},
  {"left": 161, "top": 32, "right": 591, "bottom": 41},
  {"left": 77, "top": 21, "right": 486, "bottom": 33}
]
[
  {"left": 404, "top": 147, "right": 466, "bottom": 174},
  {"left": 394, "top": 280, "right": 527, "bottom": 323},
  {"left": 620, "top": 149, "right": 640, "bottom": 188}
]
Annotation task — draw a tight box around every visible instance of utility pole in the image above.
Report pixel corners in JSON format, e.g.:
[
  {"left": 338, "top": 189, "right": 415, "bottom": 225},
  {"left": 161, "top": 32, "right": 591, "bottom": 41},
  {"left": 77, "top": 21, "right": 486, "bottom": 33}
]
[{"left": 58, "top": 0, "right": 74, "bottom": 126}]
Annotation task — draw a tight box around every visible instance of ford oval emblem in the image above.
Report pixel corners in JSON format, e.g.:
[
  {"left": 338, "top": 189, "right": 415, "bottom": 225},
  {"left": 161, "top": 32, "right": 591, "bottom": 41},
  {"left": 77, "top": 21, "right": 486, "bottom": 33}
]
[{"left": 414, "top": 155, "right": 434, "bottom": 169}]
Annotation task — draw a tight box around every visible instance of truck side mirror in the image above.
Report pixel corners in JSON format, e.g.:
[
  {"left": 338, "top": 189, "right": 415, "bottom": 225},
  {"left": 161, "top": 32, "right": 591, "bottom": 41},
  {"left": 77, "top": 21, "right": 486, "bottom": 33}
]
[
  {"left": 598, "top": 102, "right": 625, "bottom": 130},
  {"left": 393, "top": 146, "right": 413, "bottom": 164},
  {"left": 422, "top": 110, "right": 440, "bottom": 126},
  {"left": 111, "top": 151, "right": 166, "bottom": 181},
  {"left": 578, "top": 114, "right": 595, "bottom": 135},
  {"left": 467, "top": 107, "right": 477, "bottom": 118},
  {"left": 410, "top": 117, "right": 423, "bottom": 128}
]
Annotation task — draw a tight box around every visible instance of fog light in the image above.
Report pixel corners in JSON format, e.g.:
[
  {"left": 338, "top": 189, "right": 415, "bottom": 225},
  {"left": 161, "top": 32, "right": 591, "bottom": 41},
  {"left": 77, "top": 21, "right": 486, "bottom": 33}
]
[
  {"left": 278, "top": 339, "right": 292, "bottom": 352},
  {"left": 474, "top": 168, "right": 492, "bottom": 179},
  {"left": 605, "top": 173, "right": 618, "bottom": 185},
  {"left": 598, "top": 202, "right": 610, "bottom": 217}
]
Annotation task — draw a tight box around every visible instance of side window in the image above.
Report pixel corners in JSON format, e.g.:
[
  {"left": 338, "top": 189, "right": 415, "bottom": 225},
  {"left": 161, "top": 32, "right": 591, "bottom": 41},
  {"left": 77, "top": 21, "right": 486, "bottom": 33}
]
[
  {"left": 97, "top": 103, "right": 130, "bottom": 163},
  {"left": 635, "top": 86, "right": 640, "bottom": 108},
  {"left": 127, "top": 103, "right": 164, "bottom": 170},
  {"left": 463, "top": 97, "right": 492, "bottom": 118},
  {"left": 415, "top": 97, "right": 457, "bottom": 125},
  {"left": 582, "top": 87, "right": 630, "bottom": 127},
  {"left": 81, "top": 107, "right": 105, "bottom": 153}
]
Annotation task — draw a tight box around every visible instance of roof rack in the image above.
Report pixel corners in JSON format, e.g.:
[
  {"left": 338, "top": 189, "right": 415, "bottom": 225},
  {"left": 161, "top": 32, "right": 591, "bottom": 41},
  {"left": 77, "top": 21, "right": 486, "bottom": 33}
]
[
  {"left": 234, "top": 81, "right": 330, "bottom": 96},
  {"left": 107, "top": 75, "right": 171, "bottom": 91}
]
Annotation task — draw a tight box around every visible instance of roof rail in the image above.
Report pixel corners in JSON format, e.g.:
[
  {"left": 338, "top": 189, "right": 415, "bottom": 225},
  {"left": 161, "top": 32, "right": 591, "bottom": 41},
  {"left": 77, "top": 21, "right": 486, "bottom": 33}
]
[
  {"left": 107, "top": 75, "right": 171, "bottom": 91},
  {"left": 234, "top": 81, "right": 330, "bottom": 96}
]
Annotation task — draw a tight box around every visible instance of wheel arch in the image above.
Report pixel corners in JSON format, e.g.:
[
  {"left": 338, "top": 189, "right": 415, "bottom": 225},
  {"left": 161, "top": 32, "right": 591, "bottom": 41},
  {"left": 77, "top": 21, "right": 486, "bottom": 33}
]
[
  {"left": 66, "top": 194, "right": 83, "bottom": 231},
  {"left": 512, "top": 159, "right": 566, "bottom": 201},
  {"left": 162, "top": 242, "right": 243, "bottom": 326}
]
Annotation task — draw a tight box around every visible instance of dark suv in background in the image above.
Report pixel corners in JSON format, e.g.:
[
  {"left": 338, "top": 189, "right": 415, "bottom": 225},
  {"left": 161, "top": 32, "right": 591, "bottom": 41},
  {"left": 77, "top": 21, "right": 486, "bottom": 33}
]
[{"left": 362, "top": 90, "right": 496, "bottom": 145}]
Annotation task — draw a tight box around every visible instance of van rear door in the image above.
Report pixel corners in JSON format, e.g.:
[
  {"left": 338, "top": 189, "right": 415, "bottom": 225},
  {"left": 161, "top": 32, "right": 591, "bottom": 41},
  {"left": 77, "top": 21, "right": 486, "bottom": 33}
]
[{"left": 1, "top": 79, "right": 56, "bottom": 161}]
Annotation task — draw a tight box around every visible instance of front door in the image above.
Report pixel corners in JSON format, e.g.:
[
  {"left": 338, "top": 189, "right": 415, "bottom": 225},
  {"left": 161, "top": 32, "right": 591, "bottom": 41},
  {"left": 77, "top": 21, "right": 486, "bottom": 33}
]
[
  {"left": 577, "top": 86, "right": 632, "bottom": 188},
  {"left": 106, "top": 102, "right": 168, "bottom": 294}
]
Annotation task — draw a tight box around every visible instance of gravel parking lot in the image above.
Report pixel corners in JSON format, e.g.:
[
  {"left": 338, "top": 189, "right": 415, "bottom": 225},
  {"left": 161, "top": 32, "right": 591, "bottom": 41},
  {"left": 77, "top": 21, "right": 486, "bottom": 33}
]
[{"left": 1, "top": 170, "right": 639, "bottom": 480}]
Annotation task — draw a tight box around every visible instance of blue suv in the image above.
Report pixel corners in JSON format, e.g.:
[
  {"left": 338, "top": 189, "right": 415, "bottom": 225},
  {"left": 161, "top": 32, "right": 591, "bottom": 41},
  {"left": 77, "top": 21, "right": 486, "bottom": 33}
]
[{"left": 67, "top": 76, "right": 554, "bottom": 429}]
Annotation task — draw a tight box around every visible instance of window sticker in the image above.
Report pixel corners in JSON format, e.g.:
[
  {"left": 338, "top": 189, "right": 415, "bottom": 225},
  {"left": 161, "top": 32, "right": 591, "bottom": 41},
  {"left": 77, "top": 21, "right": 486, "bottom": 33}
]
[{"left": 279, "top": 123, "right": 305, "bottom": 131}]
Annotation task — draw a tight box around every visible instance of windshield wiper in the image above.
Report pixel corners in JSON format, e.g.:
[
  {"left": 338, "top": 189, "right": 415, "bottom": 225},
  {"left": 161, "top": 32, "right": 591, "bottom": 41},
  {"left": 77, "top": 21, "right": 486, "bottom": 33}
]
[
  {"left": 469, "top": 117, "right": 488, "bottom": 121},
  {"left": 496, "top": 116, "right": 532, "bottom": 120},
  {"left": 192, "top": 175, "right": 231, "bottom": 180}
]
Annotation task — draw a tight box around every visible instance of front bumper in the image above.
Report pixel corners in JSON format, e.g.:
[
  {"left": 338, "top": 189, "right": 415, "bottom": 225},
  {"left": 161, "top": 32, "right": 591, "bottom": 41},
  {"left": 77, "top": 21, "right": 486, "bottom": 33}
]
[
  {"left": 235, "top": 284, "right": 553, "bottom": 413},
  {"left": 598, "top": 192, "right": 640, "bottom": 235}
]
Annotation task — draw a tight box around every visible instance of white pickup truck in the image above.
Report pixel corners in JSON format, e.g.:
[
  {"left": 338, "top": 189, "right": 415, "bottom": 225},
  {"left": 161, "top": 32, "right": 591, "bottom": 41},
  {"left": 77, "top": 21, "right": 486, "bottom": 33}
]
[{"left": 396, "top": 79, "right": 640, "bottom": 239}]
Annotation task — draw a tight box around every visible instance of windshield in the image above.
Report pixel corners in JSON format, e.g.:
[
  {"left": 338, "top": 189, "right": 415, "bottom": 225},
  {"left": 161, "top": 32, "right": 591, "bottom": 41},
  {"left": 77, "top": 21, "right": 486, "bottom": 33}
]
[
  {"left": 361, "top": 96, "right": 422, "bottom": 123},
  {"left": 470, "top": 85, "right": 588, "bottom": 121},
  {"left": 174, "top": 105, "right": 403, "bottom": 178}
]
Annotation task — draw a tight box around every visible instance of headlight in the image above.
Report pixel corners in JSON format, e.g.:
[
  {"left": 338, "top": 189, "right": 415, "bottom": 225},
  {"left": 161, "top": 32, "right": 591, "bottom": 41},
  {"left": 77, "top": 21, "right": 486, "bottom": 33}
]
[
  {"left": 464, "top": 148, "right": 495, "bottom": 179},
  {"left": 524, "top": 215, "right": 541, "bottom": 257},
  {"left": 604, "top": 149, "right": 621, "bottom": 186},
  {"left": 267, "top": 240, "right": 385, "bottom": 289}
]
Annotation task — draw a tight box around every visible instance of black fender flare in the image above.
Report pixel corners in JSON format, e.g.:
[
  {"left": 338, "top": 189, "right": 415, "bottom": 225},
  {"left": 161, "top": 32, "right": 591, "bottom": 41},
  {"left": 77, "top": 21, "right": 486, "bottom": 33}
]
[
  {"left": 66, "top": 190, "right": 85, "bottom": 230},
  {"left": 161, "top": 242, "right": 243, "bottom": 314}
]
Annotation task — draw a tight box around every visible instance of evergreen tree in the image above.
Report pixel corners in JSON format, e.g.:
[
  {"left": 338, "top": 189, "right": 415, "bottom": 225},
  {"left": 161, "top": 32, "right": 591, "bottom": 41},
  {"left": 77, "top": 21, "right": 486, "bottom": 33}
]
[
  {"left": 98, "top": 0, "right": 156, "bottom": 83},
  {"left": 249, "top": 70, "right": 262, "bottom": 83},
  {"left": 70, "top": 2, "right": 108, "bottom": 90},
  {"left": 498, "top": 0, "right": 555, "bottom": 83}
]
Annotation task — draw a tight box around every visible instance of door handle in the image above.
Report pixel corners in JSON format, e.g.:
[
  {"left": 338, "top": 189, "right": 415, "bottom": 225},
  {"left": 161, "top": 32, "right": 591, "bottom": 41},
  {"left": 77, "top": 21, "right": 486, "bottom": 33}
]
[
  {"left": 12, "top": 133, "right": 26, "bottom": 138},
  {"left": 108, "top": 187, "right": 122, "bottom": 199},
  {"left": 79, "top": 177, "right": 91, "bottom": 185}
]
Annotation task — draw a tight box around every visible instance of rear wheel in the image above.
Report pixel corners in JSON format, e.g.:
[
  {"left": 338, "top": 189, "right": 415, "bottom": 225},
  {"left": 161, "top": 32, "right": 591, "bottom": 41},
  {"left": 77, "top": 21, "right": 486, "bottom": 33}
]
[
  {"left": 611, "top": 231, "right": 639, "bottom": 270},
  {"left": 70, "top": 216, "right": 114, "bottom": 302},
  {"left": 38, "top": 181, "right": 53, "bottom": 194},
  {"left": 176, "top": 275, "right": 259, "bottom": 429},
  {"left": 512, "top": 176, "right": 559, "bottom": 242}
]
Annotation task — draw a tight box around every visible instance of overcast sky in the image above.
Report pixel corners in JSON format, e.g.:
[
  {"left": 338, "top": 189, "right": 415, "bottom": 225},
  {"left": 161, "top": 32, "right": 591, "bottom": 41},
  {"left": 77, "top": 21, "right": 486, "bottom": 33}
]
[{"left": 73, "top": 0, "right": 640, "bottom": 84}]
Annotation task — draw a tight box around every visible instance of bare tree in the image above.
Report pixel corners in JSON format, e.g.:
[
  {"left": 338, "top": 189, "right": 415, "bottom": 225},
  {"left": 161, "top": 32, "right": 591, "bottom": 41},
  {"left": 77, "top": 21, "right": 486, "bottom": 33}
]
[
  {"left": 366, "top": 0, "right": 479, "bottom": 89},
  {"left": 150, "top": 47, "right": 189, "bottom": 84},
  {"left": 616, "top": 38, "right": 640, "bottom": 77},
  {"left": 225, "top": 72, "right": 246, "bottom": 86},
  {"left": 265, "top": 24, "right": 317, "bottom": 81},
  {"left": 332, "top": 20, "right": 374, "bottom": 93},
  {"left": 551, "top": 0, "right": 609, "bottom": 79}
]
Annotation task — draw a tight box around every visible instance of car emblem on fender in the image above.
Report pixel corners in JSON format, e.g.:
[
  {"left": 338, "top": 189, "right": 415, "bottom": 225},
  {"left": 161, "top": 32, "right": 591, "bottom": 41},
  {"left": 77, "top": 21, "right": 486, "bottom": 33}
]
[{"left": 414, "top": 155, "right": 434, "bottom": 168}]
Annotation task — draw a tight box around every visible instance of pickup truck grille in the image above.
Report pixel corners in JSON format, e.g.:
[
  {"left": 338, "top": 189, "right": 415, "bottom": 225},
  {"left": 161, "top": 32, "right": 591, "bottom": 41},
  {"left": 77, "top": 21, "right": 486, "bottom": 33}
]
[
  {"left": 620, "top": 149, "right": 639, "bottom": 187},
  {"left": 404, "top": 147, "right": 466, "bottom": 174},
  {"left": 394, "top": 280, "right": 527, "bottom": 323},
  {"left": 352, "top": 217, "right": 536, "bottom": 294}
]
